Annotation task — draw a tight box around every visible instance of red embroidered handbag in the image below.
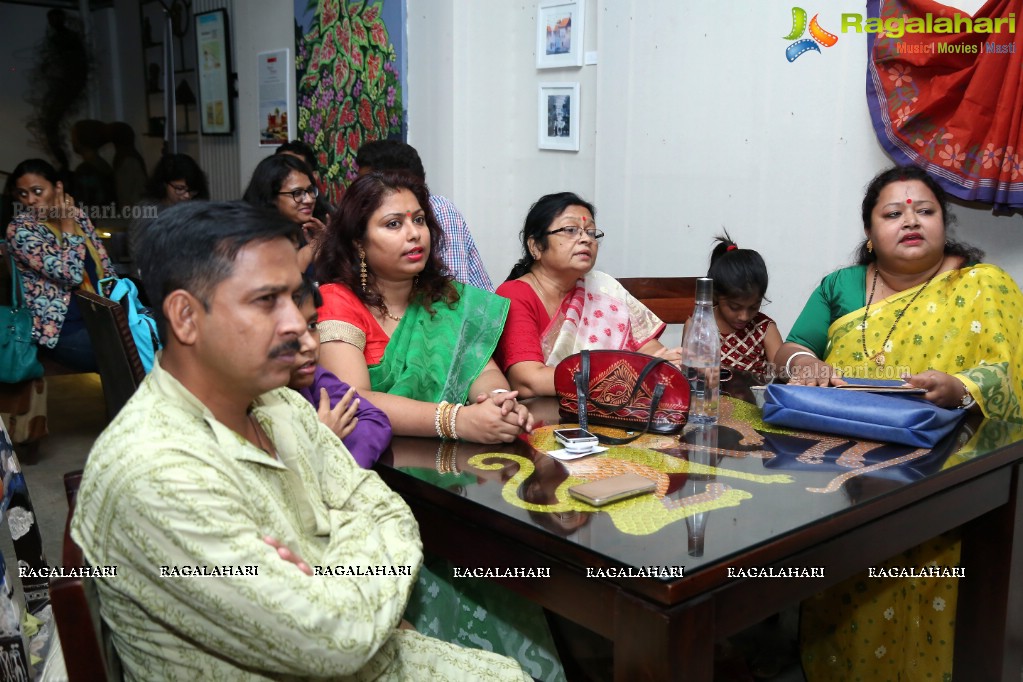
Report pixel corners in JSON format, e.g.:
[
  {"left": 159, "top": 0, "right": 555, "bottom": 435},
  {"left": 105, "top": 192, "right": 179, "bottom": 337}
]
[{"left": 553, "top": 350, "right": 690, "bottom": 441}]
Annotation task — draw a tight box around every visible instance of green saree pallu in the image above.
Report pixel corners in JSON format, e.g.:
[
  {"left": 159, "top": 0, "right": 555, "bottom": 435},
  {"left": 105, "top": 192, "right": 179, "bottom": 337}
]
[
  {"left": 370, "top": 283, "right": 567, "bottom": 681},
  {"left": 369, "top": 283, "right": 509, "bottom": 404}
]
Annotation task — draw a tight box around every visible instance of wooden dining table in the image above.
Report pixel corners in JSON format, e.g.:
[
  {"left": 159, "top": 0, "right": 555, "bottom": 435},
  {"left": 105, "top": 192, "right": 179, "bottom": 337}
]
[{"left": 374, "top": 375, "right": 1023, "bottom": 681}]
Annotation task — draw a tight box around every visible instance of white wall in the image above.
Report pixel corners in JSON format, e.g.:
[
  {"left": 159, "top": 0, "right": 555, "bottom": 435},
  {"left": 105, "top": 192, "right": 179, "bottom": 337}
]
[
  {"left": 233, "top": 2, "right": 295, "bottom": 196},
  {"left": 408, "top": 0, "right": 1023, "bottom": 333}
]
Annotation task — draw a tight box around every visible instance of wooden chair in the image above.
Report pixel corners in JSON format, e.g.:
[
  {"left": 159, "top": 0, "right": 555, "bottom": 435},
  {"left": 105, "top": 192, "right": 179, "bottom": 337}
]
[
  {"left": 75, "top": 291, "right": 147, "bottom": 419},
  {"left": 50, "top": 471, "right": 123, "bottom": 682},
  {"left": 617, "top": 277, "right": 700, "bottom": 325}
]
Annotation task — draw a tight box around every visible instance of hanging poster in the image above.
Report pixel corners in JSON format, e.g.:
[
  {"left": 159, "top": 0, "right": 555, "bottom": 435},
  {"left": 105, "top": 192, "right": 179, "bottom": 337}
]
[
  {"left": 258, "top": 49, "right": 291, "bottom": 146},
  {"left": 195, "top": 9, "right": 233, "bottom": 135}
]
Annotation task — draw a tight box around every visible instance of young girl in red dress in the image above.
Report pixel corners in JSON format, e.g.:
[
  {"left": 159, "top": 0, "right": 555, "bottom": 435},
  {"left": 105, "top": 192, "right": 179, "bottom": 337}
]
[{"left": 707, "top": 234, "right": 783, "bottom": 377}]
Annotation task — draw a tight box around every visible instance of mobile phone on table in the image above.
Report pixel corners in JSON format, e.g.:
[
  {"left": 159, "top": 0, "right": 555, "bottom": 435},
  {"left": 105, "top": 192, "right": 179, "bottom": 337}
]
[
  {"left": 568, "top": 473, "right": 656, "bottom": 506},
  {"left": 554, "top": 428, "right": 599, "bottom": 454}
]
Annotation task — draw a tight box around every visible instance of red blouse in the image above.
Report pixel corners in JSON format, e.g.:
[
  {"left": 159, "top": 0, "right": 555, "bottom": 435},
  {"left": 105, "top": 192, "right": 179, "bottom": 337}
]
[
  {"left": 317, "top": 283, "right": 390, "bottom": 365},
  {"left": 494, "top": 279, "right": 549, "bottom": 372}
]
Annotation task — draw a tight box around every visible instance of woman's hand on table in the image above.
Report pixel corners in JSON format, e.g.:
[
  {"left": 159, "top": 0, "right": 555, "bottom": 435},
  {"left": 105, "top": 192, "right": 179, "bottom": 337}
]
[
  {"left": 652, "top": 345, "right": 683, "bottom": 364},
  {"left": 474, "top": 389, "right": 535, "bottom": 433},
  {"left": 902, "top": 370, "right": 972, "bottom": 408},
  {"left": 458, "top": 394, "right": 532, "bottom": 444},
  {"left": 786, "top": 356, "right": 845, "bottom": 387}
]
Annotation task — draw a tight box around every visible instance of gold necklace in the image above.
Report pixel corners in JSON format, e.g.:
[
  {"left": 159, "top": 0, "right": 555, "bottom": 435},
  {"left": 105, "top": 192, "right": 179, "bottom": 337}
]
[
  {"left": 861, "top": 266, "right": 935, "bottom": 367},
  {"left": 376, "top": 303, "right": 403, "bottom": 322}
]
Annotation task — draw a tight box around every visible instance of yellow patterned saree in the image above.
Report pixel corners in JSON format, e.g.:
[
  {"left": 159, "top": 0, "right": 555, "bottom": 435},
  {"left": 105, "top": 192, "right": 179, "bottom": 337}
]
[
  {"left": 802, "top": 263, "right": 1023, "bottom": 680},
  {"left": 823, "top": 263, "right": 1023, "bottom": 422}
]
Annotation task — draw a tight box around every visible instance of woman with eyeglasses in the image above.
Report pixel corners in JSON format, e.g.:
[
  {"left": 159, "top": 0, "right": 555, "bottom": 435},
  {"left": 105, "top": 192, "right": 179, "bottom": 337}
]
[
  {"left": 4, "top": 158, "right": 115, "bottom": 371},
  {"left": 242, "top": 154, "right": 327, "bottom": 274},
  {"left": 496, "top": 192, "right": 682, "bottom": 397},
  {"left": 132, "top": 154, "right": 210, "bottom": 263},
  {"left": 143, "top": 153, "right": 210, "bottom": 207}
]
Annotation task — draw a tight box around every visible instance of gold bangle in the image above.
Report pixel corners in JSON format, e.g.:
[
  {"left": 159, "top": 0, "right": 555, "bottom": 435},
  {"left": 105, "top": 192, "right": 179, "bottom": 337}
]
[
  {"left": 439, "top": 401, "right": 455, "bottom": 440},
  {"left": 449, "top": 403, "right": 462, "bottom": 441},
  {"left": 435, "top": 401, "right": 449, "bottom": 439}
]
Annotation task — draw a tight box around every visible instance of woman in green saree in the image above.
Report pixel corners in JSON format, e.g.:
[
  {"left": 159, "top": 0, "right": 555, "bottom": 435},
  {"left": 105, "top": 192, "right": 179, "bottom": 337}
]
[
  {"left": 777, "top": 165, "right": 1023, "bottom": 680},
  {"left": 314, "top": 170, "right": 564, "bottom": 681}
]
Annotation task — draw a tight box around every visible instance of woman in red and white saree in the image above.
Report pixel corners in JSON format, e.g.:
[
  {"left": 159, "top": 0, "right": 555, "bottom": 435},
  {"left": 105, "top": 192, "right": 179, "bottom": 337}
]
[{"left": 495, "top": 192, "right": 679, "bottom": 397}]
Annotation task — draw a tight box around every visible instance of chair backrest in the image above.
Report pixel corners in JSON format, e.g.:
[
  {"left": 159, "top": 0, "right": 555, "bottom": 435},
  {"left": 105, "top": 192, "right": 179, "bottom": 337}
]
[
  {"left": 75, "top": 291, "right": 146, "bottom": 418},
  {"left": 617, "top": 277, "right": 700, "bottom": 325},
  {"left": 50, "top": 471, "right": 123, "bottom": 682}
]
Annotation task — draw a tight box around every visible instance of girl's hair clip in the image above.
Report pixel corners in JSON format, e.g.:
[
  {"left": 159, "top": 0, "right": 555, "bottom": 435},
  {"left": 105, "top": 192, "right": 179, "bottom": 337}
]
[{"left": 726, "top": 244, "right": 738, "bottom": 251}]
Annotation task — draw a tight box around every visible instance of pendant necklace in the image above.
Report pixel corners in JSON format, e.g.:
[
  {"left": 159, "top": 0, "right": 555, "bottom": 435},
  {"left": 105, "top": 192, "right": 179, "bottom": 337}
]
[
  {"left": 377, "top": 303, "right": 403, "bottom": 323},
  {"left": 861, "top": 266, "right": 934, "bottom": 367}
]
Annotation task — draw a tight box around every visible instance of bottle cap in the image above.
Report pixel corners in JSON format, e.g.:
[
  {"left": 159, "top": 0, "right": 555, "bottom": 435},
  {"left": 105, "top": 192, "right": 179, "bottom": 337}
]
[{"left": 695, "top": 277, "right": 714, "bottom": 304}]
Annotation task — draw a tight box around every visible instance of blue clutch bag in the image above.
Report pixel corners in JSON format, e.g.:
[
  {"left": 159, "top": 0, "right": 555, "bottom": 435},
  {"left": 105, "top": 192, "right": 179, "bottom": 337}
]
[{"left": 761, "top": 381, "right": 967, "bottom": 448}]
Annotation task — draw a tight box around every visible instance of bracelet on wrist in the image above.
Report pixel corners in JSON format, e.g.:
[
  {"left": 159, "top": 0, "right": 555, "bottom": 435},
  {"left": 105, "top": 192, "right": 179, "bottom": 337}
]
[
  {"left": 449, "top": 403, "right": 462, "bottom": 440},
  {"left": 784, "top": 351, "right": 818, "bottom": 377},
  {"left": 435, "top": 401, "right": 449, "bottom": 439}
]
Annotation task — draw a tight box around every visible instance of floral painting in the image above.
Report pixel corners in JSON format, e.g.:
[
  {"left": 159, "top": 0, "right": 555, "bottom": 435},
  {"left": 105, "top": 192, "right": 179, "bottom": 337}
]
[{"left": 295, "top": 0, "right": 406, "bottom": 204}]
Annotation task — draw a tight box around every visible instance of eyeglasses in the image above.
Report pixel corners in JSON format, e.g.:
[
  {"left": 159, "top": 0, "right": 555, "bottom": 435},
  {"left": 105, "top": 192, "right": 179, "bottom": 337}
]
[
  {"left": 278, "top": 186, "right": 319, "bottom": 203},
  {"left": 546, "top": 226, "right": 604, "bottom": 241},
  {"left": 167, "top": 182, "right": 198, "bottom": 197}
]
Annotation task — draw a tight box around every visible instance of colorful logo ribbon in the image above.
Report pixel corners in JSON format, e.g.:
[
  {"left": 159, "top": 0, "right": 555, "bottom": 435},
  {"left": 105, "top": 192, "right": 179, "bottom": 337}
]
[{"left": 784, "top": 7, "right": 838, "bottom": 62}]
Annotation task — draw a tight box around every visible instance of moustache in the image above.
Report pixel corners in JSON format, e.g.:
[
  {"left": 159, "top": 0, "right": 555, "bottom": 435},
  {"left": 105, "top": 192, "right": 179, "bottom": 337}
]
[{"left": 268, "top": 339, "right": 301, "bottom": 359}]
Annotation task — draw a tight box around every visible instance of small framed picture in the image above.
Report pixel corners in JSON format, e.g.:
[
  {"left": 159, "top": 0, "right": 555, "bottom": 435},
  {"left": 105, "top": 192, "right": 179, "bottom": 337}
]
[
  {"left": 536, "top": 0, "right": 584, "bottom": 69},
  {"left": 538, "top": 82, "right": 580, "bottom": 151}
]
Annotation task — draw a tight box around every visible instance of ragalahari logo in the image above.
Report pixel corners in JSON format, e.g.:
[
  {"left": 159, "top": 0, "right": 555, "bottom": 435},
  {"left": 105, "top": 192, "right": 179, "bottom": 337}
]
[{"left": 784, "top": 7, "right": 838, "bottom": 62}]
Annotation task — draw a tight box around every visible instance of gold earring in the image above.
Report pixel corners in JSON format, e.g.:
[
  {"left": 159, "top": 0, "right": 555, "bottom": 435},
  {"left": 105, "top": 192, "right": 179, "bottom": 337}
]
[
  {"left": 866, "top": 240, "right": 873, "bottom": 254},
  {"left": 359, "top": 248, "right": 368, "bottom": 290}
]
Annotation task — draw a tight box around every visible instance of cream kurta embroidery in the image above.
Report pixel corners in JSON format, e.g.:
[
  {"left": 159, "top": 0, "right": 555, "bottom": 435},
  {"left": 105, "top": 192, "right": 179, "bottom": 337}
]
[{"left": 71, "top": 361, "right": 529, "bottom": 681}]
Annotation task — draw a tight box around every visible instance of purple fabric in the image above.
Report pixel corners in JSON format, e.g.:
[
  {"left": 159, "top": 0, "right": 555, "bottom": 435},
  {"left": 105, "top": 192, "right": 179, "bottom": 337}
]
[{"left": 297, "top": 366, "right": 392, "bottom": 468}]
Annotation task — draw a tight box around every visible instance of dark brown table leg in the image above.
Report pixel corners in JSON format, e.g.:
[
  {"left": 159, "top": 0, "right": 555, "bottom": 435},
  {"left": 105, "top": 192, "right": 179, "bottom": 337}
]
[
  {"left": 954, "top": 464, "right": 1023, "bottom": 682},
  {"left": 613, "top": 591, "right": 714, "bottom": 681}
]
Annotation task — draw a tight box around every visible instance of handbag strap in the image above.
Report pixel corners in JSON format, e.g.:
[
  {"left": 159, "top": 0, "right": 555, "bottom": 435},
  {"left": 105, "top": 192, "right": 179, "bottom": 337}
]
[
  {"left": 573, "top": 350, "right": 669, "bottom": 445},
  {"left": 4, "top": 244, "right": 28, "bottom": 310}
]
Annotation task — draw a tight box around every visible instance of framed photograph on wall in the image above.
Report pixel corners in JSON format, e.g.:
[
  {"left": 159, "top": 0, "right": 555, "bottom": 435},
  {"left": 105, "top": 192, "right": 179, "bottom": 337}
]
[
  {"left": 195, "top": 9, "right": 233, "bottom": 135},
  {"left": 538, "top": 82, "right": 580, "bottom": 151},
  {"left": 536, "top": 0, "right": 584, "bottom": 68}
]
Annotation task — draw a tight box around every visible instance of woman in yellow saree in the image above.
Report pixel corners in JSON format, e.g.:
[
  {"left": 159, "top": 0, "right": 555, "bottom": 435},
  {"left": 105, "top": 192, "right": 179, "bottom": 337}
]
[{"left": 776, "top": 165, "right": 1023, "bottom": 679}]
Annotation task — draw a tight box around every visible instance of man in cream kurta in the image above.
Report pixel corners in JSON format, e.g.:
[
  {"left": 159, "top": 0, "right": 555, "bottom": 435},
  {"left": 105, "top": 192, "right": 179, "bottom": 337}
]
[{"left": 70, "top": 201, "right": 529, "bottom": 681}]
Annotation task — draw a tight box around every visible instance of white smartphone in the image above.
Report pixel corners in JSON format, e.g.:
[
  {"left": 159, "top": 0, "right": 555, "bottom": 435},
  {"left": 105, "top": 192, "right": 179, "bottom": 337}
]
[{"left": 554, "top": 428, "right": 600, "bottom": 454}]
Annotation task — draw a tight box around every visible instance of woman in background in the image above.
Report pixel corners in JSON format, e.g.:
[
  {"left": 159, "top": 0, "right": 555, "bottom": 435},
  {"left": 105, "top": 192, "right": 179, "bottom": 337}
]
[
  {"left": 132, "top": 154, "right": 210, "bottom": 263},
  {"left": 142, "top": 153, "right": 209, "bottom": 208},
  {"left": 495, "top": 192, "right": 680, "bottom": 397},
  {"left": 5, "top": 158, "right": 115, "bottom": 371},
  {"left": 243, "top": 154, "right": 327, "bottom": 274}
]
